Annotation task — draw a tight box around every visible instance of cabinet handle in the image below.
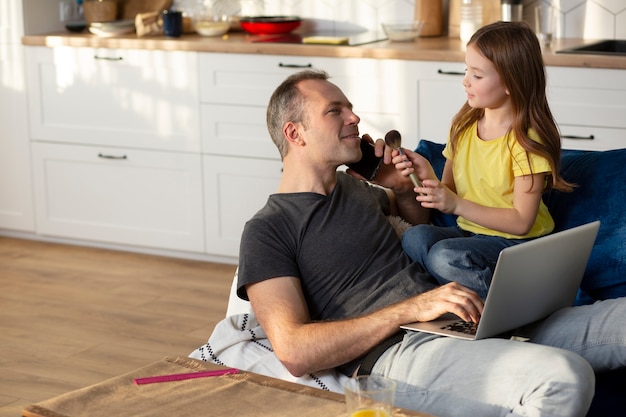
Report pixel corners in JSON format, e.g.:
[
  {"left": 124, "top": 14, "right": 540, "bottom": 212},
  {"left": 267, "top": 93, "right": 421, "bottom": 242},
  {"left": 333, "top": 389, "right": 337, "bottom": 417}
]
[
  {"left": 278, "top": 62, "right": 313, "bottom": 68},
  {"left": 561, "top": 134, "right": 595, "bottom": 140},
  {"left": 94, "top": 55, "right": 124, "bottom": 61},
  {"left": 98, "top": 153, "right": 127, "bottom": 160},
  {"left": 437, "top": 69, "right": 464, "bottom": 76}
]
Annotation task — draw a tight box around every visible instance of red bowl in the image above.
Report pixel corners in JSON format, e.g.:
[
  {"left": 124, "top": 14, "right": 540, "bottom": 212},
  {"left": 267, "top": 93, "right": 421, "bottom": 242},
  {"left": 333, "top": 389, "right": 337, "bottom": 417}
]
[{"left": 240, "top": 16, "right": 301, "bottom": 35}]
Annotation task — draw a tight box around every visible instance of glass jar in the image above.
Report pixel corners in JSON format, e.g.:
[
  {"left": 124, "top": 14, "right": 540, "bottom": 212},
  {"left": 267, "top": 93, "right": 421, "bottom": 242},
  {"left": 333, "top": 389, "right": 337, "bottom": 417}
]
[{"left": 459, "top": 0, "right": 482, "bottom": 43}]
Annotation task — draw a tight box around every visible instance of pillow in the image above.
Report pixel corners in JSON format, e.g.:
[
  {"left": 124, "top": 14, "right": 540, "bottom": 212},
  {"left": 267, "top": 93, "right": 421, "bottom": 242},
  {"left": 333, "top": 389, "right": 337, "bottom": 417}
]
[
  {"left": 544, "top": 148, "right": 626, "bottom": 304},
  {"left": 415, "top": 140, "right": 457, "bottom": 228},
  {"left": 415, "top": 139, "right": 626, "bottom": 306}
]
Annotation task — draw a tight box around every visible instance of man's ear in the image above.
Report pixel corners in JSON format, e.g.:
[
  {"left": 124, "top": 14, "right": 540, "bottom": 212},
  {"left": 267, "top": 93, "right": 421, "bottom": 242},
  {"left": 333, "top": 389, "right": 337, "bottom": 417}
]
[{"left": 284, "top": 122, "right": 305, "bottom": 146}]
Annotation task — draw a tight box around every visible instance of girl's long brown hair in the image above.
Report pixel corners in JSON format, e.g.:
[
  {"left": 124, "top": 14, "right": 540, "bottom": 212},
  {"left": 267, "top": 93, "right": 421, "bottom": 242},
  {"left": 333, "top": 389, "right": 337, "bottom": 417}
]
[{"left": 448, "top": 21, "right": 573, "bottom": 192}]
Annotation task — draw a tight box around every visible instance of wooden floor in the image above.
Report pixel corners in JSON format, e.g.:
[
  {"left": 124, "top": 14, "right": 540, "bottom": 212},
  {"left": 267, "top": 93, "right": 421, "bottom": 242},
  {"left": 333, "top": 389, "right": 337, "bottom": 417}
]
[{"left": 0, "top": 237, "right": 237, "bottom": 417}]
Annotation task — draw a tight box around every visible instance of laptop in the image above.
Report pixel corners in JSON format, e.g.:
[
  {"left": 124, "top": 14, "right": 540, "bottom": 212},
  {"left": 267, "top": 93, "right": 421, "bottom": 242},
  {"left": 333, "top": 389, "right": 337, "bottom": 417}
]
[{"left": 400, "top": 221, "right": 600, "bottom": 340}]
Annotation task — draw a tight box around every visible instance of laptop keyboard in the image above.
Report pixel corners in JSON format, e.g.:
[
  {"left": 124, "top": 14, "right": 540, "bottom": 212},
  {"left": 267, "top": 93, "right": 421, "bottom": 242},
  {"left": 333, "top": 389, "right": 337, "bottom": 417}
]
[{"left": 441, "top": 320, "right": 478, "bottom": 335}]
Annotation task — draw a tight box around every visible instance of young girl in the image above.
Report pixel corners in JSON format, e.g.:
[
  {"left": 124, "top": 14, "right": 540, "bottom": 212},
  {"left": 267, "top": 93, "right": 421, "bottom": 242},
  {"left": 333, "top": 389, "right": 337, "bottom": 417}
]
[{"left": 395, "top": 21, "right": 573, "bottom": 299}]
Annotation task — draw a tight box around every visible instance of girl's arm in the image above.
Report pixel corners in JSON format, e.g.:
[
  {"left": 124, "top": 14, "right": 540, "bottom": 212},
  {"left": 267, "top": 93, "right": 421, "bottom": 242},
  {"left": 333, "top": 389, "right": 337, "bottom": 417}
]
[
  {"left": 393, "top": 148, "right": 547, "bottom": 236},
  {"left": 419, "top": 172, "right": 546, "bottom": 236}
]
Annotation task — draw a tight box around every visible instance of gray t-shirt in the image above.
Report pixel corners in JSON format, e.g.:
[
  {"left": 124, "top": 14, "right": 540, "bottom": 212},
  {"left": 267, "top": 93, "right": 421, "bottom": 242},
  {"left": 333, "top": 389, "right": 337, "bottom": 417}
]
[{"left": 238, "top": 173, "right": 436, "bottom": 321}]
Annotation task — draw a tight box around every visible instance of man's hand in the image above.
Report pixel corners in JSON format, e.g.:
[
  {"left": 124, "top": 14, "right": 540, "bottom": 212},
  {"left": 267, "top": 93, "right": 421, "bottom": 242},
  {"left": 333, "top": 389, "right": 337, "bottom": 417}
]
[{"left": 405, "top": 282, "right": 484, "bottom": 324}]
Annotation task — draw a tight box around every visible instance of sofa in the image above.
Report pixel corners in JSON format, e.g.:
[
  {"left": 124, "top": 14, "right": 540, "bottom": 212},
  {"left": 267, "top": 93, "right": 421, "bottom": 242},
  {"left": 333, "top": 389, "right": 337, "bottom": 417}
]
[
  {"left": 191, "top": 139, "right": 626, "bottom": 417},
  {"left": 416, "top": 140, "right": 626, "bottom": 417}
]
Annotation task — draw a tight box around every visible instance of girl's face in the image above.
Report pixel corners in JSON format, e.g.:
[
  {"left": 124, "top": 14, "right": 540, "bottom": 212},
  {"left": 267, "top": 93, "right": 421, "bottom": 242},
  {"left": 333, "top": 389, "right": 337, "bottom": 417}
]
[{"left": 462, "top": 44, "right": 510, "bottom": 110}]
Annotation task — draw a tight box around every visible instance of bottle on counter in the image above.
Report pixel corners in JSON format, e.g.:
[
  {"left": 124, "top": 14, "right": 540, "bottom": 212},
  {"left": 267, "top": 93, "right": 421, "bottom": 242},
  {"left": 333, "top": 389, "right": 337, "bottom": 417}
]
[
  {"left": 460, "top": 0, "right": 483, "bottom": 43},
  {"left": 501, "top": 0, "right": 523, "bottom": 22}
]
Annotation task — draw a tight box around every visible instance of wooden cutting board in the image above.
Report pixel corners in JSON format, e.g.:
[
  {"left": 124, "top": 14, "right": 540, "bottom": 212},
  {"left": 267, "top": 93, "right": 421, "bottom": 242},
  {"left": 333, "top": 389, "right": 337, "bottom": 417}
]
[{"left": 118, "top": 0, "right": 173, "bottom": 20}]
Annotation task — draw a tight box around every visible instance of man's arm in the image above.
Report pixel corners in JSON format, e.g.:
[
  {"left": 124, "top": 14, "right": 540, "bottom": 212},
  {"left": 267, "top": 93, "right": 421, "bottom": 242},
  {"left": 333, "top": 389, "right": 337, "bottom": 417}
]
[{"left": 247, "top": 275, "right": 483, "bottom": 377}]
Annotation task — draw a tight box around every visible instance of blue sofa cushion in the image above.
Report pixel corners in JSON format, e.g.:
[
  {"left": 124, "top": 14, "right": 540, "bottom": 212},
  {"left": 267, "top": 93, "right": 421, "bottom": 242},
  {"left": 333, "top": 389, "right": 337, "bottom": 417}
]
[{"left": 415, "top": 140, "right": 626, "bottom": 306}]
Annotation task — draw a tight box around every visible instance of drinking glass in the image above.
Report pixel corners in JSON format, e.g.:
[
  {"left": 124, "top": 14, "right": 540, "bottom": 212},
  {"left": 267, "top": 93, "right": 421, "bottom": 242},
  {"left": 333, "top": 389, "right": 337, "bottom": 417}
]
[
  {"left": 344, "top": 375, "right": 396, "bottom": 417},
  {"left": 535, "top": 4, "right": 556, "bottom": 47}
]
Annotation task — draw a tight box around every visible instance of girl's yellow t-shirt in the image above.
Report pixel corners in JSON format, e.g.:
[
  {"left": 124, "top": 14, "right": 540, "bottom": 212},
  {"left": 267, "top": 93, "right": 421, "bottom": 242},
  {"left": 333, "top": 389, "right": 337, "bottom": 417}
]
[{"left": 442, "top": 122, "right": 554, "bottom": 239}]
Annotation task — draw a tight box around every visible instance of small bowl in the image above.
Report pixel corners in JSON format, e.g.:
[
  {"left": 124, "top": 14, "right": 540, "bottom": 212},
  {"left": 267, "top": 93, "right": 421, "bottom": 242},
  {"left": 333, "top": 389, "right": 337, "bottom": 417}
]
[
  {"left": 65, "top": 21, "right": 87, "bottom": 33},
  {"left": 193, "top": 15, "right": 231, "bottom": 37},
  {"left": 239, "top": 16, "right": 301, "bottom": 35},
  {"left": 381, "top": 20, "right": 425, "bottom": 42}
]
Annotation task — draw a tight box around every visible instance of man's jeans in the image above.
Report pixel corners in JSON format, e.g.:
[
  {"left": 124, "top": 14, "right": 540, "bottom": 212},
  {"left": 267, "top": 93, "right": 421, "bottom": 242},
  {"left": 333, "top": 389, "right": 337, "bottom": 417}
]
[
  {"left": 402, "top": 225, "right": 527, "bottom": 299},
  {"left": 372, "top": 298, "right": 626, "bottom": 417}
]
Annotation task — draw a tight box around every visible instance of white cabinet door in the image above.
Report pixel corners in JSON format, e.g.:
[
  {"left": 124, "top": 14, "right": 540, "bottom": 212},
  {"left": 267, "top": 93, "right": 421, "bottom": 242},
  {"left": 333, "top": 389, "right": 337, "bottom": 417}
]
[
  {"left": 0, "top": 42, "right": 34, "bottom": 232},
  {"left": 26, "top": 46, "right": 201, "bottom": 152},
  {"left": 201, "top": 103, "right": 277, "bottom": 159},
  {"left": 558, "top": 126, "right": 625, "bottom": 151},
  {"left": 32, "top": 142, "right": 205, "bottom": 252},
  {"left": 199, "top": 53, "right": 413, "bottom": 152},
  {"left": 547, "top": 66, "right": 626, "bottom": 151},
  {"left": 415, "top": 61, "right": 467, "bottom": 145},
  {"left": 203, "top": 155, "right": 282, "bottom": 258}
]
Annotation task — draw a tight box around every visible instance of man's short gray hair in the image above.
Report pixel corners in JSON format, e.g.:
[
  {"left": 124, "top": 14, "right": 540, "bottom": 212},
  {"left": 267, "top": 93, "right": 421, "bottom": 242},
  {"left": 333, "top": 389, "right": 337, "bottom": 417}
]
[{"left": 266, "top": 69, "right": 330, "bottom": 159}]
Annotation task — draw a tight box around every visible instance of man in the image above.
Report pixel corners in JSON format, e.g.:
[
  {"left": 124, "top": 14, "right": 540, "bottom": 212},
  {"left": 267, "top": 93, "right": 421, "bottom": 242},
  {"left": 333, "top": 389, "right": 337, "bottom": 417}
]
[{"left": 237, "top": 69, "right": 625, "bottom": 417}]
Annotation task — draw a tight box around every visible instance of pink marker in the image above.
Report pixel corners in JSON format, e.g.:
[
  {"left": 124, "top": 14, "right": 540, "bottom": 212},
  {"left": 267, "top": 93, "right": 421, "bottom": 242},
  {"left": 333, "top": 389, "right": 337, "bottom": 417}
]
[{"left": 134, "top": 368, "right": 239, "bottom": 385}]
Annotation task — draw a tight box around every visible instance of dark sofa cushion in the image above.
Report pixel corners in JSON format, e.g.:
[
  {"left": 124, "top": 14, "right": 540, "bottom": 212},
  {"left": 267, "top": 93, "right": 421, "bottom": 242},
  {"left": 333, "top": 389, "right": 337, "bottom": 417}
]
[{"left": 415, "top": 140, "right": 626, "bottom": 306}]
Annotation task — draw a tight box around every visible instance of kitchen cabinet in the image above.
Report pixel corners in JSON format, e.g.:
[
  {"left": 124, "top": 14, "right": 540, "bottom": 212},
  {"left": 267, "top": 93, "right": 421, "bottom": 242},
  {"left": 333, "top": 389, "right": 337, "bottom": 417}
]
[
  {"left": 547, "top": 66, "right": 626, "bottom": 151},
  {"left": 31, "top": 142, "right": 205, "bottom": 252},
  {"left": 415, "top": 62, "right": 626, "bottom": 151},
  {"left": 26, "top": 46, "right": 206, "bottom": 252},
  {"left": 203, "top": 155, "right": 283, "bottom": 257},
  {"left": 26, "top": 46, "right": 201, "bottom": 152},
  {"left": 0, "top": 0, "right": 34, "bottom": 232},
  {"left": 414, "top": 61, "right": 468, "bottom": 144},
  {"left": 199, "top": 52, "right": 418, "bottom": 153}
]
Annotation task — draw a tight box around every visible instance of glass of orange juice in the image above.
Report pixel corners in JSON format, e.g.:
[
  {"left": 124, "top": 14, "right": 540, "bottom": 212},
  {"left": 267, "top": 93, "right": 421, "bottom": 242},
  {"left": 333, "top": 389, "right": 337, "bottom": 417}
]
[{"left": 344, "top": 375, "right": 396, "bottom": 417}]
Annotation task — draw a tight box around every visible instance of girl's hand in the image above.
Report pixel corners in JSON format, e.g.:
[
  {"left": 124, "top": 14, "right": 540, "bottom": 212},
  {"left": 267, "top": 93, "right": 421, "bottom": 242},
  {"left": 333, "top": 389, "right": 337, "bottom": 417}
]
[
  {"left": 391, "top": 148, "right": 437, "bottom": 184},
  {"left": 415, "top": 179, "right": 459, "bottom": 214}
]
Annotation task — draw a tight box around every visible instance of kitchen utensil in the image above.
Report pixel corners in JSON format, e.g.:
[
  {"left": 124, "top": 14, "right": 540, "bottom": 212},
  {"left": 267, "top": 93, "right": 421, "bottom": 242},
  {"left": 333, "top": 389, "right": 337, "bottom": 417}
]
[
  {"left": 118, "top": 0, "right": 173, "bottom": 20},
  {"left": 239, "top": 16, "right": 301, "bottom": 35},
  {"left": 384, "top": 130, "right": 423, "bottom": 188},
  {"left": 414, "top": 0, "right": 442, "bottom": 36},
  {"left": 501, "top": 0, "right": 522, "bottom": 22},
  {"left": 381, "top": 20, "right": 425, "bottom": 42},
  {"left": 84, "top": 0, "right": 118, "bottom": 24}
]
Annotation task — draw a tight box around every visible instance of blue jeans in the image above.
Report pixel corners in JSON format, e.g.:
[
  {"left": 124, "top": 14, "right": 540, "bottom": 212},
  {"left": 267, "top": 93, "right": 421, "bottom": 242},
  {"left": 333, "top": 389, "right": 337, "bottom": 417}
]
[
  {"left": 372, "top": 298, "right": 626, "bottom": 417},
  {"left": 402, "top": 225, "right": 528, "bottom": 299}
]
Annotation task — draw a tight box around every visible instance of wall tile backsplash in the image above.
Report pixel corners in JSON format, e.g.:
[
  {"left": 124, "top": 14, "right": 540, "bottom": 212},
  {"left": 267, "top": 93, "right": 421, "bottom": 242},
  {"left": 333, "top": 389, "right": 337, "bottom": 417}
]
[{"left": 180, "top": 0, "right": 624, "bottom": 40}]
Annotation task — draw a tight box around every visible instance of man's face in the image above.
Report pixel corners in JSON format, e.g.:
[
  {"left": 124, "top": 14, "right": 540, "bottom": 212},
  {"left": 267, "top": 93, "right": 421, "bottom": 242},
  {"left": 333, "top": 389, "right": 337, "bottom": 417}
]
[{"left": 295, "top": 79, "right": 362, "bottom": 166}]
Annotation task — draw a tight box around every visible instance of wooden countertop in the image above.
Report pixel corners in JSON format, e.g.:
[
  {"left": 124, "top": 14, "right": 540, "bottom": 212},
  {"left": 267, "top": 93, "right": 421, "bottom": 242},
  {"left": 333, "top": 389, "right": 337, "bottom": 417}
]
[{"left": 22, "top": 32, "right": 626, "bottom": 70}]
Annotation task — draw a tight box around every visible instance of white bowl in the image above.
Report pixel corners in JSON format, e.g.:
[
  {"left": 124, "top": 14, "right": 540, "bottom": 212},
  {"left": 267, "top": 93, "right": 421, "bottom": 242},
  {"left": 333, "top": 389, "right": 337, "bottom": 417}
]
[
  {"left": 193, "top": 16, "right": 231, "bottom": 37},
  {"left": 381, "top": 21, "right": 425, "bottom": 42}
]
